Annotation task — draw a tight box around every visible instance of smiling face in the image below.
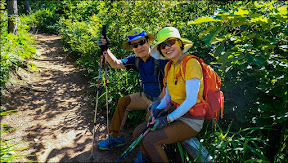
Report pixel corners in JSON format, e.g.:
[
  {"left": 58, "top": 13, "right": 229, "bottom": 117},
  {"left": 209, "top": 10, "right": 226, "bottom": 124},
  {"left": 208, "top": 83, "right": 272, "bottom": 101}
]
[
  {"left": 130, "top": 37, "right": 151, "bottom": 61},
  {"left": 160, "top": 38, "right": 183, "bottom": 63}
]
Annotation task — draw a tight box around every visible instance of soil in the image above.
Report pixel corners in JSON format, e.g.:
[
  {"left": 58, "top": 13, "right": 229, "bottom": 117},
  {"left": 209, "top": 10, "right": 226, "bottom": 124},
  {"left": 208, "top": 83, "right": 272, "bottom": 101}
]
[{"left": 1, "top": 33, "right": 138, "bottom": 162}]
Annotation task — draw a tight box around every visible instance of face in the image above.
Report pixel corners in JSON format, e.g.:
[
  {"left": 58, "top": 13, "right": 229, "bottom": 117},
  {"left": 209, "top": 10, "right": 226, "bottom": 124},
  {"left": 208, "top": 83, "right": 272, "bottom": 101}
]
[
  {"left": 130, "top": 37, "right": 151, "bottom": 59},
  {"left": 159, "top": 38, "right": 183, "bottom": 62}
]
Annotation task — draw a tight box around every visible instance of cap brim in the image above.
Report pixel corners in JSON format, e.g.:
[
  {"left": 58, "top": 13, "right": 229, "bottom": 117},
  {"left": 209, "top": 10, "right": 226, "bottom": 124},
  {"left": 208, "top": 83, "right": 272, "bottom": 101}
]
[
  {"left": 123, "top": 34, "right": 155, "bottom": 50},
  {"left": 150, "top": 38, "right": 193, "bottom": 59}
]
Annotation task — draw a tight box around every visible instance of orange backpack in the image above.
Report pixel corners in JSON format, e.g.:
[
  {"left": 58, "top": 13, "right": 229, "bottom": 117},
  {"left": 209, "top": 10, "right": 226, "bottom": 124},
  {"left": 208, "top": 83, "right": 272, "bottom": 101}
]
[{"left": 164, "top": 55, "right": 224, "bottom": 121}]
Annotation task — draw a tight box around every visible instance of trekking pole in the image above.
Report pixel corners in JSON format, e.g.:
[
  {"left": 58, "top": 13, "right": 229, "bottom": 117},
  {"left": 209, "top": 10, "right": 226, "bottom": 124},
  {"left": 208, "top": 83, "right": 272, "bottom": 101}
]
[
  {"left": 89, "top": 25, "right": 107, "bottom": 161},
  {"left": 102, "top": 25, "right": 110, "bottom": 147},
  {"left": 115, "top": 109, "right": 168, "bottom": 163},
  {"left": 115, "top": 127, "right": 151, "bottom": 163}
]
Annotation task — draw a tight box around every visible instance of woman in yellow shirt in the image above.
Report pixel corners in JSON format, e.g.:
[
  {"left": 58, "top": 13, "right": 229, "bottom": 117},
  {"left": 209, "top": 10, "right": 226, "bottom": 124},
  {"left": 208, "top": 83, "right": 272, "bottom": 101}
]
[{"left": 133, "top": 27, "right": 205, "bottom": 162}]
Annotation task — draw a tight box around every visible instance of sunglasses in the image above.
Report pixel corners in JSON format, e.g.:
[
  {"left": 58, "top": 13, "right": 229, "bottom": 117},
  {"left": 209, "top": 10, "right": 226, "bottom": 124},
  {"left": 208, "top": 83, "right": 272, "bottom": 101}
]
[
  {"left": 130, "top": 39, "right": 147, "bottom": 49},
  {"left": 159, "top": 39, "right": 177, "bottom": 50}
]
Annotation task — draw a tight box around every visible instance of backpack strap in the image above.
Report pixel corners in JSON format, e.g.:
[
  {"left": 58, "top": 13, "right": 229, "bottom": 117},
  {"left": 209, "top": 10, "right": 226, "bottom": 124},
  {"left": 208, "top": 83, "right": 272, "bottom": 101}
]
[
  {"left": 180, "top": 55, "right": 207, "bottom": 107},
  {"left": 135, "top": 57, "right": 143, "bottom": 96},
  {"left": 135, "top": 57, "right": 140, "bottom": 72},
  {"left": 163, "top": 60, "right": 173, "bottom": 88},
  {"left": 154, "top": 59, "right": 165, "bottom": 93}
]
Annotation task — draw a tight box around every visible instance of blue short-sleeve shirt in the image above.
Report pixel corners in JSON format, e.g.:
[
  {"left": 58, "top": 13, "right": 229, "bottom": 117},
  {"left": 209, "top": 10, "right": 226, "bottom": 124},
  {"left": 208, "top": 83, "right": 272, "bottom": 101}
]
[{"left": 121, "top": 54, "right": 169, "bottom": 98}]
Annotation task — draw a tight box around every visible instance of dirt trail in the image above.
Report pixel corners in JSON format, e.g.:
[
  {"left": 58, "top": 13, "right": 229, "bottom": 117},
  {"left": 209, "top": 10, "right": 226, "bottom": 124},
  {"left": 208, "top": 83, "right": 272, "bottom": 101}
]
[{"left": 1, "top": 33, "right": 137, "bottom": 162}]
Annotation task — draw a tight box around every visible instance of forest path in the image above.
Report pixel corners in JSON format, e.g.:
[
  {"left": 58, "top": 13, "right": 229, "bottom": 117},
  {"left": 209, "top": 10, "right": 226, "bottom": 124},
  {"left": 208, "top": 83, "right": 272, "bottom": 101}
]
[{"left": 1, "top": 33, "right": 137, "bottom": 162}]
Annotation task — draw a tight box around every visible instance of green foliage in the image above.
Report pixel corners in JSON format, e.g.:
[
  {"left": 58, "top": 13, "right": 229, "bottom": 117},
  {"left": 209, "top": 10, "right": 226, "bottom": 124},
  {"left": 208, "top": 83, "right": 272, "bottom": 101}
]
[
  {"left": 0, "top": 0, "right": 6, "bottom": 34},
  {"left": 1, "top": 2, "right": 38, "bottom": 91},
  {"left": 29, "top": 8, "right": 60, "bottom": 34},
  {"left": 1, "top": 24, "right": 38, "bottom": 91},
  {"left": 189, "top": 1, "right": 287, "bottom": 161},
  {"left": 202, "top": 122, "right": 270, "bottom": 162},
  {"left": 189, "top": 0, "right": 288, "bottom": 127}
]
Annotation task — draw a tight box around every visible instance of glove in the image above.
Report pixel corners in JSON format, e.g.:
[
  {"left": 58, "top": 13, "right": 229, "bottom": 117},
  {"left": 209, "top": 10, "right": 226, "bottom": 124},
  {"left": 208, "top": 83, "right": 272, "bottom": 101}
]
[
  {"left": 152, "top": 116, "right": 168, "bottom": 130},
  {"left": 97, "top": 35, "right": 109, "bottom": 48},
  {"left": 147, "top": 109, "right": 168, "bottom": 127},
  {"left": 148, "top": 109, "right": 160, "bottom": 124},
  {"left": 147, "top": 99, "right": 160, "bottom": 112}
]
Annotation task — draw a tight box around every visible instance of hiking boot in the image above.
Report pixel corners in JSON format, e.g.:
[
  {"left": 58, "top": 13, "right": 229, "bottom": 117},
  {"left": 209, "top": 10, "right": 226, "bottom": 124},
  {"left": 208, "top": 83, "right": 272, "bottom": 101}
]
[
  {"left": 98, "top": 135, "right": 125, "bottom": 150},
  {"left": 134, "top": 151, "right": 149, "bottom": 163}
]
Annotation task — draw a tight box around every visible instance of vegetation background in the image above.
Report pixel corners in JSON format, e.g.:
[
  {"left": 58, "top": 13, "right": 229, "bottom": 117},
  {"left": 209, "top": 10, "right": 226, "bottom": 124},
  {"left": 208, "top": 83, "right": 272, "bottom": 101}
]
[{"left": 1, "top": 0, "right": 287, "bottom": 162}]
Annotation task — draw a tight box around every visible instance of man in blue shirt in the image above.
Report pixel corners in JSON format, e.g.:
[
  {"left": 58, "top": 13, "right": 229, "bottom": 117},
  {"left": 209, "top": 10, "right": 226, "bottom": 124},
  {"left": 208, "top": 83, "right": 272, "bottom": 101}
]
[{"left": 97, "top": 28, "right": 169, "bottom": 152}]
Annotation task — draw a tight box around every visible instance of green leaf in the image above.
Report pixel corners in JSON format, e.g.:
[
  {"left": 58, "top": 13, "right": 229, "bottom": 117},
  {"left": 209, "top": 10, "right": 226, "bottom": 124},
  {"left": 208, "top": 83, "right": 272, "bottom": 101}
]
[
  {"left": 28, "top": 63, "right": 39, "bottom": 71},
  {"left": 201, "top": 26, "right": 223, "bottom": 45},
  {"left": 188, "top": 16, "right": 221, "bottom": 25},
  {"left": 234, "top": 8, "right": 249, "bottom": 16},
  {"left": 279, "top": 6, "right": 288, "bottom": 16},
  {"left": 251, "top": 15, "right": 269, "bottom": 24},
  {"left": 214, "top": 41, "right": 225, "bottom": 57},
  {"left": 218, "top": 50, "right": 231, "bottom": 64}
]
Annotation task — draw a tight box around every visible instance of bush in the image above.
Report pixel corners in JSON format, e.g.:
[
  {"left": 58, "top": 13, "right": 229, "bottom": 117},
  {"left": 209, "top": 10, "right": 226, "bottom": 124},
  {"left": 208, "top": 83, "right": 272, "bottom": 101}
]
[{"left": 1, "top": 14, "right": 38, "bottom": 91}]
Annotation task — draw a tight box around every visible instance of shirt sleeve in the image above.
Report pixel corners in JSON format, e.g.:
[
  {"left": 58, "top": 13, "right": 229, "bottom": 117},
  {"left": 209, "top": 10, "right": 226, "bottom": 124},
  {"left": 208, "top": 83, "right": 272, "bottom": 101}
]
[
  {"left": 121, "top": 54, "right": 137, "bottom": 70},
  {"left": 167, "top": 78, "right": 200, "bottom": 122},
  {"left": 184, "top": 58, "right": 203, "bottom": 81}
]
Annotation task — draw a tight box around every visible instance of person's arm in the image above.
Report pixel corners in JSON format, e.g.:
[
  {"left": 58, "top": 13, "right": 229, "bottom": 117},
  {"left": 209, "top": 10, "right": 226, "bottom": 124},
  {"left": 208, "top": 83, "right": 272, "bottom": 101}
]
[
  {"left": 167, "top": 78, "right": 200, "bottom": 122},
  {"left": 100, "top": 36, "right": 126, "bottom": 69},
  {"left": 104, "top": 49, "right": 126, "bottom": 69},
  {"left": 156, "top": 87, "right": 171, "bottom": 110}
]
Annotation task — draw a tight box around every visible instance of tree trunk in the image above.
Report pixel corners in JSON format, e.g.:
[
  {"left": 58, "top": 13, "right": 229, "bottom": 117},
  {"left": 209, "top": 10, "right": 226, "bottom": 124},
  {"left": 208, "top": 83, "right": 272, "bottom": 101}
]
[
  {"left": 7, "top": 0, "right": 18, "bottom": 34},
  {"left": 24, "top": 0, "right": 31, "bottom": 13}
]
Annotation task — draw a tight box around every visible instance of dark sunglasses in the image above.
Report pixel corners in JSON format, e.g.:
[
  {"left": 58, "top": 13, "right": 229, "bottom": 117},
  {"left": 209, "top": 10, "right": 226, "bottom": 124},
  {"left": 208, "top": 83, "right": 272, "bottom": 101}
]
[
  {"left": 159, "top": 39, "right": 177, "bottom": 49},
  {"left": 130, "top": 39, "right": 147, "bottom": 49}
]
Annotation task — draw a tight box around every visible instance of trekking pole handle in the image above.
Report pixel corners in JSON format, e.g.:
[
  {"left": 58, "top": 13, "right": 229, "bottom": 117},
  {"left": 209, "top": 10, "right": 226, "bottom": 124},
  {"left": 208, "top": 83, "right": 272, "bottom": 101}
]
[
  {"left": 102, "top": 25, "right": 107, "bottom": 38},
  {"left": 101, "top": 25, "right": 109, "bottom": 51}
]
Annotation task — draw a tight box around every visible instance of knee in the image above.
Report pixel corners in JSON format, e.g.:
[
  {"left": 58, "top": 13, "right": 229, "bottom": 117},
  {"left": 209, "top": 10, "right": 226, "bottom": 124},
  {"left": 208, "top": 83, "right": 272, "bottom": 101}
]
[
  {"left": 142, "top": 133, "right": 154, "bottom": 148},
  {"left": 133, "top": 125, "right": 143, "bottom": 139},
  {"left": 117, "top": 96, "right": 131, "bottom": 110},
  {"left": 133, "top": 122, "right": 147, "bottom": 139}
]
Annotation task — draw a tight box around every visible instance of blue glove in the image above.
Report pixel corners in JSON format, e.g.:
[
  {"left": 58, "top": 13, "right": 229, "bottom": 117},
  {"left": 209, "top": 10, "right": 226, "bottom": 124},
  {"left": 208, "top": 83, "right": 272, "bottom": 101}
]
[
  {"left": 97, "top": 35, "right": 109, "bottom": 47},
  {"left": 148, "top": 109, "right": 160, "bottom": 124},
  {"left": 147, "top": 99, "right": 160, "bottom": 112},
  {"left": 97, "top": 37, "right": 104, "bottom": 47},
  {"left": 152, "top": 116, "right": 169, "bottom": 130}
]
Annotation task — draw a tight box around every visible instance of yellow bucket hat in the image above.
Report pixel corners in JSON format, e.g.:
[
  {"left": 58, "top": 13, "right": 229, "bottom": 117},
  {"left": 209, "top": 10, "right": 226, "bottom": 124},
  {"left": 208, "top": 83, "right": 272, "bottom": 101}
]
[
  {"left": 150, "top": 27, "right": 193, "bottom": 59},
  {"left": 123, "top": 28, "right": 155, "bottom": 50}
]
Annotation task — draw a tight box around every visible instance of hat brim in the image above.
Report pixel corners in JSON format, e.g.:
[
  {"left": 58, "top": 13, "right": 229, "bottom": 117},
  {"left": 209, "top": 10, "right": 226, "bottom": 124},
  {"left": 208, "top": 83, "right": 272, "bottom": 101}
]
[
  {"left": 123, "top": 33, "right": 154, "bottom": 50},
  {"left": 150, "top": 38, "right": 193, "bottom": 60}
]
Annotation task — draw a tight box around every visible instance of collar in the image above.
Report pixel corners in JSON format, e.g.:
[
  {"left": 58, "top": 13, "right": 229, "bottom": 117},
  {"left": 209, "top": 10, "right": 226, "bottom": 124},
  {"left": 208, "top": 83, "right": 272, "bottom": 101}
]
[{"left": 173, "top": 53, "right": 189, "bottom": 65}]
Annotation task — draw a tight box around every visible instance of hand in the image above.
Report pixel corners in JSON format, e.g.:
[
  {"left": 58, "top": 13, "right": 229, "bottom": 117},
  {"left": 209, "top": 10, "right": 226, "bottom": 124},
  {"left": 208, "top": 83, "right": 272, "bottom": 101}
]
[
  {"left": 147, "top": 109, "right": 160, "bottom": 127},
  {"left": 151, "top": 116, "right": 168, "bottom": 131},
  {"left": 147, "top": 99, "right": 160, "bottom": 112},
  {"left": 97, "top": 35, "right": 109, "bottom": 47}
]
